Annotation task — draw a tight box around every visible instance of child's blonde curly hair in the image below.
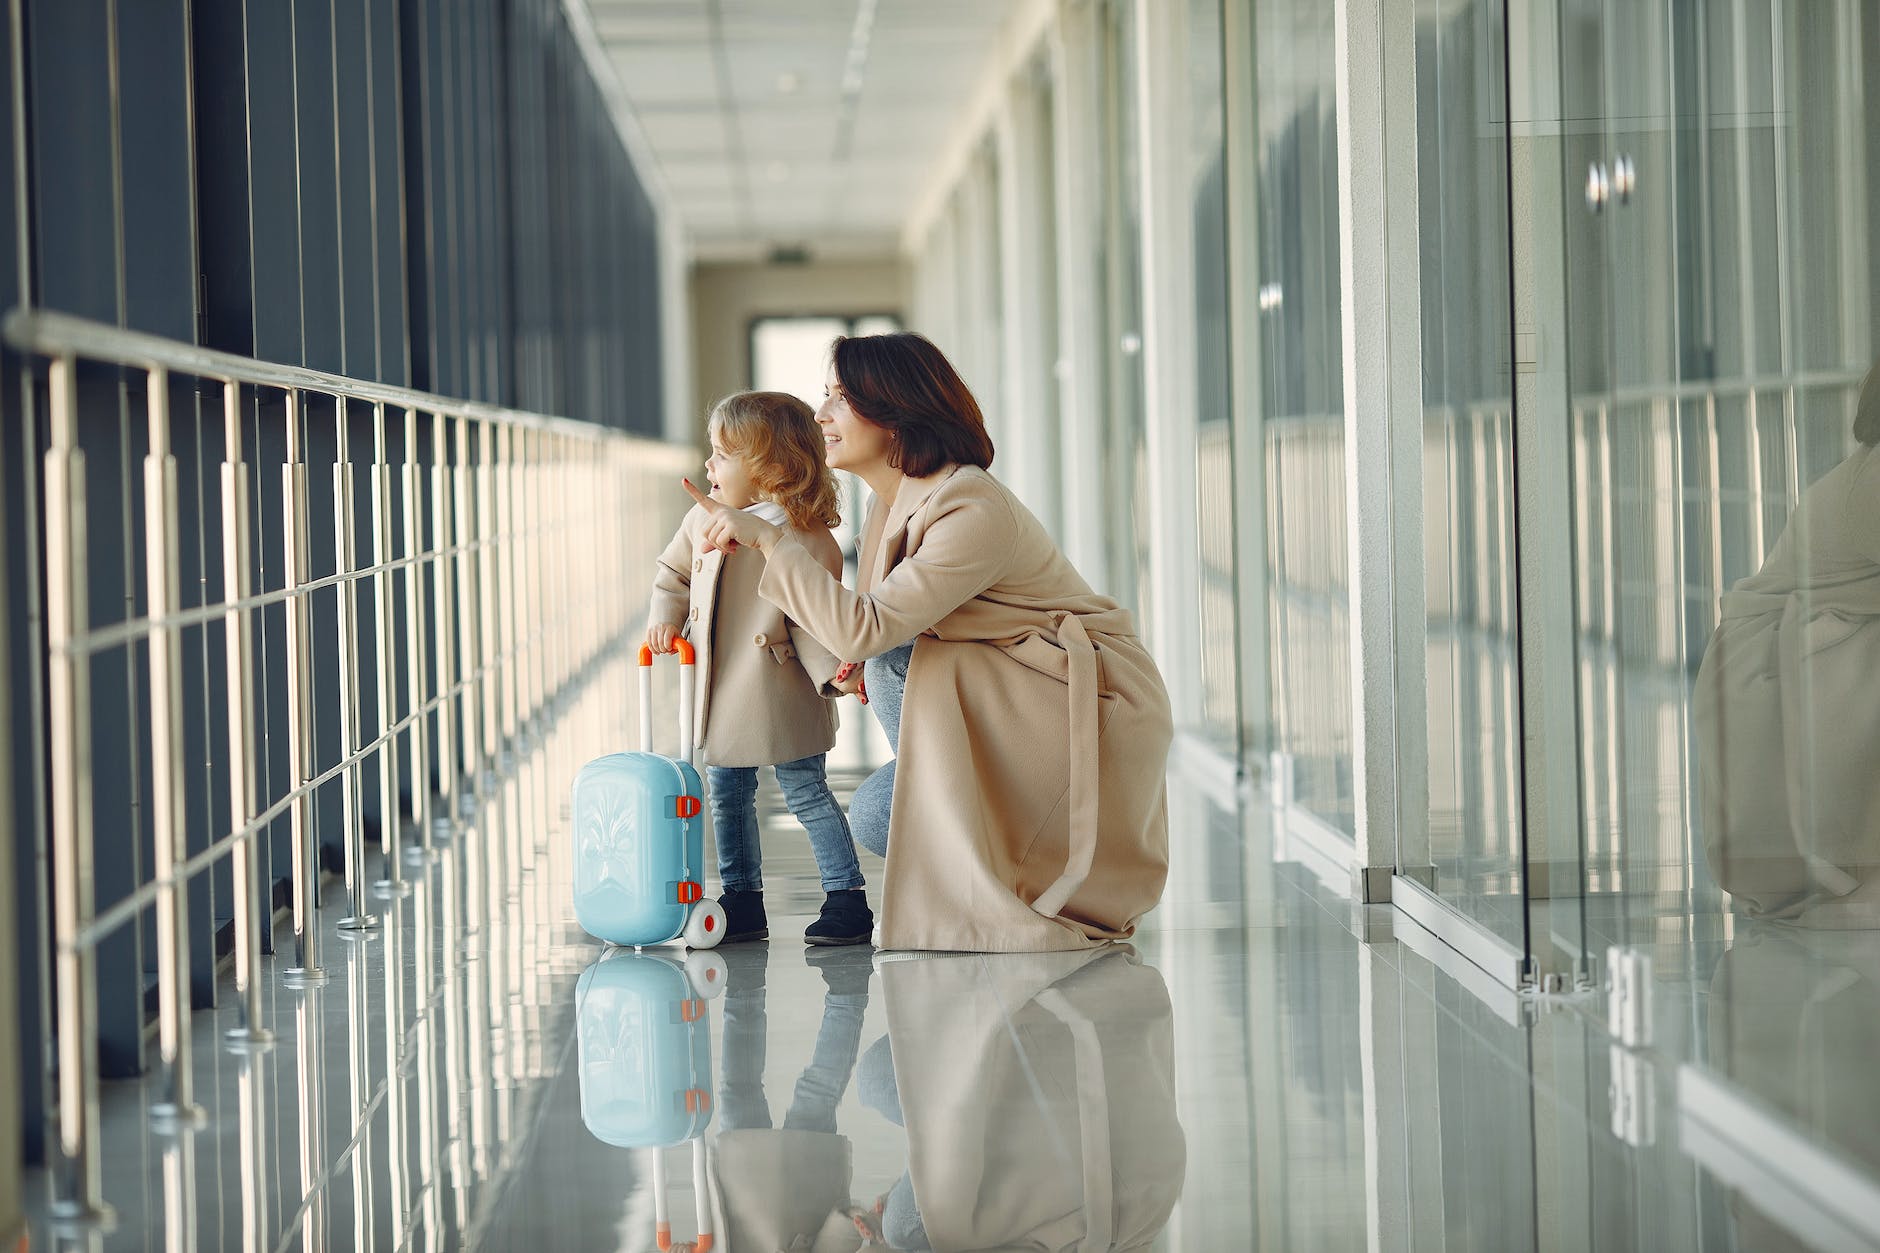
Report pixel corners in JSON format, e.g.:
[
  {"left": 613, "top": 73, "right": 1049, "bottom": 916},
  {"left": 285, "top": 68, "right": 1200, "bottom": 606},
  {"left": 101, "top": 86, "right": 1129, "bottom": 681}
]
[{"left": 709, "top": 390, "right": 842, "bottom": 532}]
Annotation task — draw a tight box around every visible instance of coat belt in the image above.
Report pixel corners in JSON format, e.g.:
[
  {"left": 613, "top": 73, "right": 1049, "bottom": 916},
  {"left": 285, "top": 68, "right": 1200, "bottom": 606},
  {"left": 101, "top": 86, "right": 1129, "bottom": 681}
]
[{"left": 1030, "top": 611, "right": 1101, "bottom": 920}]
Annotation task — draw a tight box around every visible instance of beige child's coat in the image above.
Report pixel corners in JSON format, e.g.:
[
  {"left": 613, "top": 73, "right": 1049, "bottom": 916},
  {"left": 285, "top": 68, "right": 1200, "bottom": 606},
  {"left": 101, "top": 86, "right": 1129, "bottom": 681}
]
[{"left": 648, "top": 504, "right": 845, "bottom": 767}]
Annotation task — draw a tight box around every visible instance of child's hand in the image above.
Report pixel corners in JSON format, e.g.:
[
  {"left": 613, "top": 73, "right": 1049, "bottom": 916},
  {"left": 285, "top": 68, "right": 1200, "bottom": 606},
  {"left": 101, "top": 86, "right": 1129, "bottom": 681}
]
[{"left": 647, "top": 623, "right": 680, "bottom": 654}]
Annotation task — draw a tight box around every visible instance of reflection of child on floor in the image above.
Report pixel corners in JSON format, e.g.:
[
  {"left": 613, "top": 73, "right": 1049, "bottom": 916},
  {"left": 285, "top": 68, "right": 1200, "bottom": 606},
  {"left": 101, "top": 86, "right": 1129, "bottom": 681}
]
[
  {"left": 713, "top": 946, "right": 885, "bottom": 1251},
  {"left": 1695, "top": 365, "right": 1880, "bottom": 926}
]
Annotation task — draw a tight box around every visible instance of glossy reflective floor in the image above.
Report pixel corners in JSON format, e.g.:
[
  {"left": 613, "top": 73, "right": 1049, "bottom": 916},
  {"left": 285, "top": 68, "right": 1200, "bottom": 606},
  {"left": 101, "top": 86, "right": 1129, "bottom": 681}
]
[{"left": 21, "top": 699, "right": 1880, "bottom": 1251}]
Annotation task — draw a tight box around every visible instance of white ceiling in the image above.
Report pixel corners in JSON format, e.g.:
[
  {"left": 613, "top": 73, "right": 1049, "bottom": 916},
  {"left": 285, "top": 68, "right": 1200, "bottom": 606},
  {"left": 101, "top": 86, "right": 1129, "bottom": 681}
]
[{"left": 582, "top": 0, "right": 1016, "bottom": 262}]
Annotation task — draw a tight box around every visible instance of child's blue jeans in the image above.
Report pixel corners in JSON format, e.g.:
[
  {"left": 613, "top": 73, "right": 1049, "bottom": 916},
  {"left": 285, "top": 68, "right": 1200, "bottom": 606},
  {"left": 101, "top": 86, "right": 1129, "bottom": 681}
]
[{"left": 708, "top": 753, "right": 865, "bottom": 894}]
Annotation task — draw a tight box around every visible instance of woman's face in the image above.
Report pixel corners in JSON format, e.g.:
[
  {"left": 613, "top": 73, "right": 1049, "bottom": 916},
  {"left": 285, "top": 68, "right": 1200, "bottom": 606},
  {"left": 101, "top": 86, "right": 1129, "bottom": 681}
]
[{"left": 816, "top": 366, "right": 896, "bottom": 475}]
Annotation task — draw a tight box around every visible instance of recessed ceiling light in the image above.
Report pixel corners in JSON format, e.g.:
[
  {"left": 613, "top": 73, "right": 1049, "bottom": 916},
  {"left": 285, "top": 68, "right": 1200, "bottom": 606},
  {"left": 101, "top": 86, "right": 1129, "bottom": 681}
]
[{"left": 776, "top": 71, "right": 802, "bottom": 95}]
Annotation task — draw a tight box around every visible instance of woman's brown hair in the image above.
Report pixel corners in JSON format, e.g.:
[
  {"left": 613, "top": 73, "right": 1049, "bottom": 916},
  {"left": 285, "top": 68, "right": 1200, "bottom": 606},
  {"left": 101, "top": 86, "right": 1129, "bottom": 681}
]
[
  {"left": 709, "top": 391, "right": 842, "bottom": 531},
  {"left": 1857, "top": 362, "right": 1880, "bottom": 447},
  {"left": 831, "top": 332, "right": 995, "bottom": 478}
]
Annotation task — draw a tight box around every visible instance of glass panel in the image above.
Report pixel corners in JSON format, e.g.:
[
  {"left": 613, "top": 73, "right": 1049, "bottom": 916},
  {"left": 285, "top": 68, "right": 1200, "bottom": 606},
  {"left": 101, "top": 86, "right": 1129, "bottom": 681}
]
[
  {"left": 1540, "top": 0, "right": 1880, "bottom": 1205},
  {"left": 1413, "top": 0, "right": 1526, "bottom": 948},
  {"left": 1246, "top": 0, "right": 1353, "bottom": 836},
  {"left": 1190, "top": 0, "right": 1241, "bottom": 757}
]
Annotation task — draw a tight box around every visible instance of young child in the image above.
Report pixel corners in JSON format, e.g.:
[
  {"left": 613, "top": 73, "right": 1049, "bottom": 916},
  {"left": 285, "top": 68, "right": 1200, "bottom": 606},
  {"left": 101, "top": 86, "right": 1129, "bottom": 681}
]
[{"left": 646, "top": 391, "right": 873, "bottom": 946}]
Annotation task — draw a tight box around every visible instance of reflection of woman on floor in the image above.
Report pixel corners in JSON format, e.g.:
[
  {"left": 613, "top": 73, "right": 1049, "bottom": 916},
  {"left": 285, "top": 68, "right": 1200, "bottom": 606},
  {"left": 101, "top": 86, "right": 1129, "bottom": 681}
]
[{"left": 1694, "top": 366, "right": 1880, "bottom": 926}]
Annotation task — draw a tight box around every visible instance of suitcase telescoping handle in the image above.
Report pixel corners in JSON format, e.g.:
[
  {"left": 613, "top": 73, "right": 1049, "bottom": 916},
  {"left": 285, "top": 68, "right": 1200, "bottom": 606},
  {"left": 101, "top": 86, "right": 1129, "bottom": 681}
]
[
  {"left": 638, "top": 639, "right": 697, "bottom": 761},
  {"left": 651, "top": 1140, "right": 714, "bottom": 1252}
]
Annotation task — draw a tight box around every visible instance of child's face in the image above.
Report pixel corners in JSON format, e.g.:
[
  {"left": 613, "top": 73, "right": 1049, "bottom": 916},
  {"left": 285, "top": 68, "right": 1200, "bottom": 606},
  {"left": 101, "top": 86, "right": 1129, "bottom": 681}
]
[{"left": 705, "top": 428, "right": 761, "bottom": 510}]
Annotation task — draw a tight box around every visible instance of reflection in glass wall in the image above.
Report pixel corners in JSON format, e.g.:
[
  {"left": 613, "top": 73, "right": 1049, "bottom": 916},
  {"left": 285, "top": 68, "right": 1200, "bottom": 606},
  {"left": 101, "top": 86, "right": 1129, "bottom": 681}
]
[
  {"left": 1551, "top": 0, "right": 1880, "bottom": 956},
  {"left": 1414, "top": 0, "right": 1526, "bottom": 946},
  {"left": 1246, "top": 0, "right": 1353, "bottom": 835},
  {"left": 1537, "top": 10, "right": 1880, "bottom": 1214}
]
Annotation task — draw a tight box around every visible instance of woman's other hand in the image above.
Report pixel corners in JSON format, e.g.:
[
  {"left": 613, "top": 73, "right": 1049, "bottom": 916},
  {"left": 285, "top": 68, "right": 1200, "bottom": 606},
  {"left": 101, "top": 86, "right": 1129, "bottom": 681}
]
[
  {"left": 682, "top": 478, "right": 781, "bottom": 555},
  {"left": 647, "top": 622, "right": 680, "bottom": 654}
]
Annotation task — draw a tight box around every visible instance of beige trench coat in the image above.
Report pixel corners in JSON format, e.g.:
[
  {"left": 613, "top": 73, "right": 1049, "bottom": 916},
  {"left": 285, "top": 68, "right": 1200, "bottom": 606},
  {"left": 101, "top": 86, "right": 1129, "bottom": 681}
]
[
  {"left": 758, "top": 464, "right": 1173, "bottom": 952},
  {"left": 649, "top": 504, "right": 845, "bottom": 768}
]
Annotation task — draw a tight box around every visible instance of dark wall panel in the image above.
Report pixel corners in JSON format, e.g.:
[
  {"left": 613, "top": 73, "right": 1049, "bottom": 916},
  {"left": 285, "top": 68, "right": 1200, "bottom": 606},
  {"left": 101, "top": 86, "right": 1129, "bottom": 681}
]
[
  {"left": 293, "top": 0, "right": 343, "bottom": 374},
  {"left": 243, "top": 0, "right": 305, "bottom": 364},
  {"left": 10, "top": 0, "right": 669, "bottom": 1160},
  {"left": 194, "top": 0, "right": 255, "bottom": 356}
]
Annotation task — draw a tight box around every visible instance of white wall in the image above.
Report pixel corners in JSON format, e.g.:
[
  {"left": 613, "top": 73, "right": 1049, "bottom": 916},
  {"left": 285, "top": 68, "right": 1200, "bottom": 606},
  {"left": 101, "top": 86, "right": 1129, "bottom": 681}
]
[{"left": 688, "top": 259, "right": 911, "bottom": 448}]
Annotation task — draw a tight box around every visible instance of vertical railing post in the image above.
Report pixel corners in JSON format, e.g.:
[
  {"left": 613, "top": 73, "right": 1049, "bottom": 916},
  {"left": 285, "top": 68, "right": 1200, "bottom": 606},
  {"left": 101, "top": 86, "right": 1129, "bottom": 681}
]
[
  {"left": 453, "top": 415, "right": 482, "bottom": 791},
  {"left": 44, "top": 352, "right": 114, "bottom": 1229},
  {"left": 370, "top": 402, "right": 409, "bottom": 897},
  {"left": 477, "top": 420, "right": 500, "bottom": 772},
  {"left": 145, "top": 366, "right": 206, "bottom": 1128},
  {"left": 334, "top": 396, "right": 380, "bottom": 935},
  {"left": 279, "top": 389, "right": 328, "bottom": 984},
  {"left": 403, "top": 406, "right": 436, "bottom": 860},
  {"left": 497, "top": 424, "right": 520, "bottom": 747},
  {"left": 429, "top": 410, "right": 458, "bottom": 832},
  {"left": 224, "top": 382, "right": 278, "bottom": 1042}
]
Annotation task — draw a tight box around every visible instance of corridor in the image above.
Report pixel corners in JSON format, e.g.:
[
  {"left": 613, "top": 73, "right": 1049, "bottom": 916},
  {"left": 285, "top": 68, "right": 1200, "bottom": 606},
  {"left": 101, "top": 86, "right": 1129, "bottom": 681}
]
[
  {"left": 6, "top": 0, "right": 1880, "bottom": 1248},
  {"left": 18, "top": 683, "right": 1825, "bottom": 1251}
]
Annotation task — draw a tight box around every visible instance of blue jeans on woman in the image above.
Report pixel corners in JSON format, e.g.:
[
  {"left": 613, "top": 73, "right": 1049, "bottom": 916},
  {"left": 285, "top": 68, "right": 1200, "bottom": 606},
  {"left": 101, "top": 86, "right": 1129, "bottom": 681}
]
[
  {"left": 708, "top": 753, "right": 865, "bottom": 894},
  {"left": 849, "top": 642, "right": 914, "bottom": 858}
]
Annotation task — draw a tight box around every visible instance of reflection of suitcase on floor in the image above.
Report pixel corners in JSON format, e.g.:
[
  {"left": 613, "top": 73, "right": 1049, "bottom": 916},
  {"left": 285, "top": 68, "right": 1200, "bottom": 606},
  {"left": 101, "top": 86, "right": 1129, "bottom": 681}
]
[
  {"left": 575, "top": 949, "right": 723, "bottom": 1253},
  {"left": 571, "top": 641, "right": 726, "bottom": 948}
]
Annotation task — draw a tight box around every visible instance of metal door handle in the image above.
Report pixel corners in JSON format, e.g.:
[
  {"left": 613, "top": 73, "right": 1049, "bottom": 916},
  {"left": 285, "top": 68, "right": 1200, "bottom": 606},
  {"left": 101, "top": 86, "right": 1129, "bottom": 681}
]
[
  {"left": 1586, "top": 160, "right": 1610, "bottom": 214},
  {"left": 1612, "top": 154, "right": 1636, "bottom": 205}
]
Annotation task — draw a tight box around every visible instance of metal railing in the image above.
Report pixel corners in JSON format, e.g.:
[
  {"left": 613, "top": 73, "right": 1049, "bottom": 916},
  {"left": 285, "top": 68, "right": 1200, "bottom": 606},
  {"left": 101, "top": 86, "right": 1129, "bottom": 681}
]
[{"left": 6, "top": 308, "right": 693, "bottom": 1225}]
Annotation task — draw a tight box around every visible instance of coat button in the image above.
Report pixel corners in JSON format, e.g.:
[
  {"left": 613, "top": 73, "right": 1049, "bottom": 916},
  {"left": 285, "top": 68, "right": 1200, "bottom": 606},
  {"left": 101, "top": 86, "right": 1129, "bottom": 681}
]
[
  {"left": 688, "top": 608, "right": 698, "bottom": 622},
  {"left": 693, "top": 558, "right": 702, "bottom": 572},
  {"left": 753, "top": 633, "right": 768, "bottom": 648}
]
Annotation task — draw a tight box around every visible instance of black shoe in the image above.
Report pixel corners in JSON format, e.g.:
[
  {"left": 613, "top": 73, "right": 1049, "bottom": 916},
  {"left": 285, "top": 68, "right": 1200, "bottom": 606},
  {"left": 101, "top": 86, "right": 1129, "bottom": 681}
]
[
  {"left": 717, "top": 889, "right": 769, "bottom": 943},
  {"left": 805, "top": 889, "right": 874, "bottom": 947}
]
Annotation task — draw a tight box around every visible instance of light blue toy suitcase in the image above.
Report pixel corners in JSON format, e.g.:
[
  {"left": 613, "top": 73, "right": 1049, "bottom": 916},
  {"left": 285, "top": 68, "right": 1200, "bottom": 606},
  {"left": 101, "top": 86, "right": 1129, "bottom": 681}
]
[
  {"left": 571, "top": 640, "right": 726, "bottom": 949},
  {"left": 575, "top": 948, "right": 723, "bottom": 1252}
]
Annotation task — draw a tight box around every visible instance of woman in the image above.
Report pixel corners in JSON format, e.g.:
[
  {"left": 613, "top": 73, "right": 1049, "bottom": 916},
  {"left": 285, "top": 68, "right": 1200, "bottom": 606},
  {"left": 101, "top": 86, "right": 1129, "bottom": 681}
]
[
  {"left": 1692, "top": 363, "right": 1880, "bottom": 925},
  {"left": 682, "top": 331, "right": 1173, "bottom": 952}
]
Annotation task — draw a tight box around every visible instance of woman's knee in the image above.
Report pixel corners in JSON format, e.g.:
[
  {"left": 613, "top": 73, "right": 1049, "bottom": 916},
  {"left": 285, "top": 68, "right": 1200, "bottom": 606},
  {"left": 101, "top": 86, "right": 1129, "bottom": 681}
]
[{"left": 849, "top": 761, "right": 895, "bottom": 858}]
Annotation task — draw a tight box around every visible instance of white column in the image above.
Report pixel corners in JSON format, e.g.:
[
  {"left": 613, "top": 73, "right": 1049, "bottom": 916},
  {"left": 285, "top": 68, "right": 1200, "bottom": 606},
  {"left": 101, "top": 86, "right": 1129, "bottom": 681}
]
[
  {"left": 1049, "top": 4, "right": 1110, "bottom": 590},
  {"left": 1133, "top": 0, "right": 1203, "bottom": 727},
  {"left": 1333, "top": 0, "right": 1426, "bottom": 894},
  {"left": 996, "top": 68, "right": 1064, "bottom": 542},
  {"left": 658, "top": 210, "right": 695, "bottom": 447}
]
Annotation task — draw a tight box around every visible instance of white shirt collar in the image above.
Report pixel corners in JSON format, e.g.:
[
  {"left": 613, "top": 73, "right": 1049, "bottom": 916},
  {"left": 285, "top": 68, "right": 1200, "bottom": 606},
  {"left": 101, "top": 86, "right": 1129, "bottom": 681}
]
[{"left": 744, "top": 501, "right": 789, "bottom": 527}]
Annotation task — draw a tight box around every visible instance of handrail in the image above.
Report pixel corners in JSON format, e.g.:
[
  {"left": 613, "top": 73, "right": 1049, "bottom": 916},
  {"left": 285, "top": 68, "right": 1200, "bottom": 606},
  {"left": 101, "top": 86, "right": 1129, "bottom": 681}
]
[
  {"left": 3, "top": 307, "right": 631, "bottom": 440},
  {"left": 9, "top": 307, "right": 693, "bottom": 1228}
]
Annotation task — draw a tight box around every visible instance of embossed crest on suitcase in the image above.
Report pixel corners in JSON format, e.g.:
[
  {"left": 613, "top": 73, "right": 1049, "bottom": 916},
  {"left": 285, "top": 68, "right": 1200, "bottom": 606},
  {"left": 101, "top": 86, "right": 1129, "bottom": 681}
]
[{"left": 571, "top": 640, "right": 726, "bottom": 949}]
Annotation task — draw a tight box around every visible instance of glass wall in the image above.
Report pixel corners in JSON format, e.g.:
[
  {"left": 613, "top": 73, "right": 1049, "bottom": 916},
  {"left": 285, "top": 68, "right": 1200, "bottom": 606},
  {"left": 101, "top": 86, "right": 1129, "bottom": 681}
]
[
  {"left": 1244, "top": 0, "right": 1353, "bottom": 837},
  {"left": 1412, "top": 0, "right": 1527, "bottom": 948}
]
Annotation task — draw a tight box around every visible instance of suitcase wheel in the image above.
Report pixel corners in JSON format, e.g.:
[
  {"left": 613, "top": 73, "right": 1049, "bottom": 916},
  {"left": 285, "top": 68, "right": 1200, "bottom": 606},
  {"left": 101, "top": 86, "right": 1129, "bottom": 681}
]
[
  {"left": 681, "top": 900, "right": 727, "bottom": 950},
  {"left": 684, "top": 950, "right": 728, "bottom": 999}
]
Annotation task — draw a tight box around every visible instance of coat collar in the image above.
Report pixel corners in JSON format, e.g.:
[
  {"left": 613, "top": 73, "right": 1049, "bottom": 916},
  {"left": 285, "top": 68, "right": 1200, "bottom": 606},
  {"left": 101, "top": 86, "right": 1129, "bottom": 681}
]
[{"left": 870, "top": 464, "right": 964, "bottom": 588}]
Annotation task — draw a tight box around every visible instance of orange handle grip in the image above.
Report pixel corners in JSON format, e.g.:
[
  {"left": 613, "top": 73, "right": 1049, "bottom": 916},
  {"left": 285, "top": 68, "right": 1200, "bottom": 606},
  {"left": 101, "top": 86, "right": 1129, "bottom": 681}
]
[{"left": 639, "top": 638, "right": 696, "bottom": 666}]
